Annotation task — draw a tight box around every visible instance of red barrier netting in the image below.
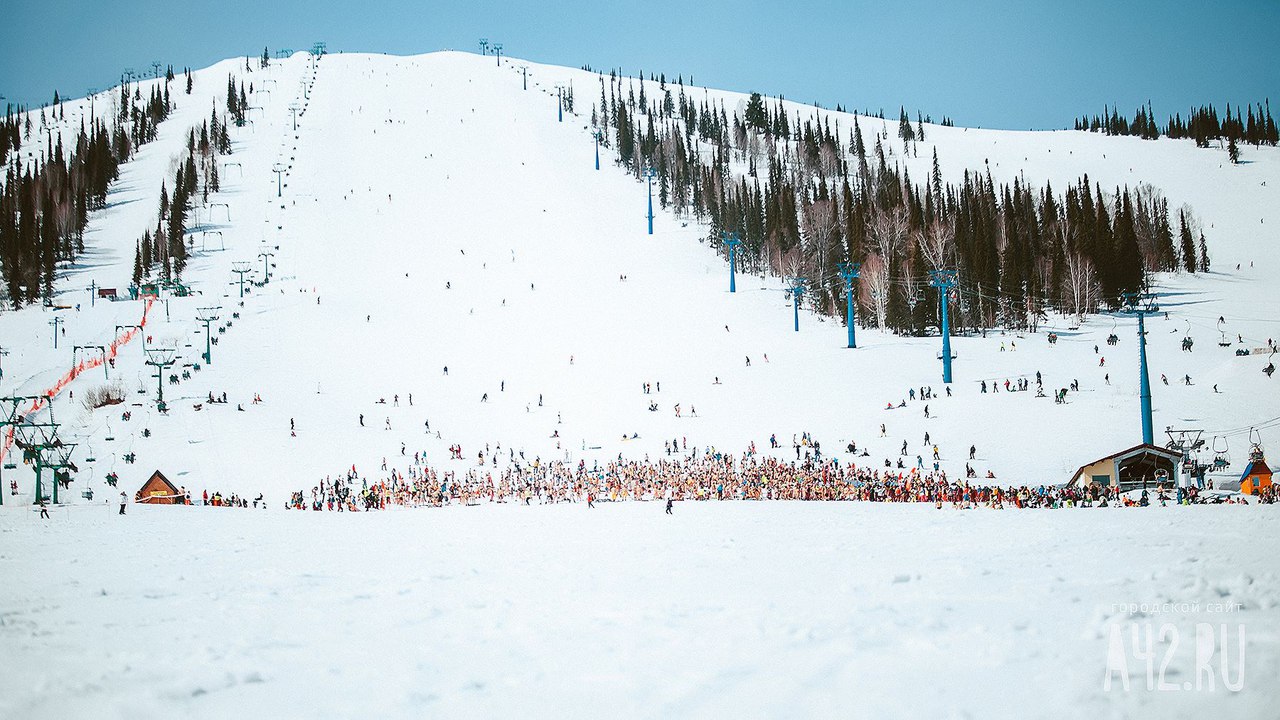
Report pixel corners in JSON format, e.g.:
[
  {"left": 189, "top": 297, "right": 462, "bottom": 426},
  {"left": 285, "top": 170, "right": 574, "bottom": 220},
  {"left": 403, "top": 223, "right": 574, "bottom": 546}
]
[{"left": 1, "top": 298, "right": 156, "bottom": 465}]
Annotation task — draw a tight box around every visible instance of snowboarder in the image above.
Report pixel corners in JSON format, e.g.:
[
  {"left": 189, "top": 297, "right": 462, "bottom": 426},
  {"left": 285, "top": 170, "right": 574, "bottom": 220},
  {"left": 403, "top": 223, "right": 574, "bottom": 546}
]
[
  {"left": 359, "top": 414, "right": 364, "bottom": 427},
  {"left": 38, "top": 498, "right": 49, "bottom": 520},
  {"left": 119, "top": 491, "right": 127, "bottom": 515}
]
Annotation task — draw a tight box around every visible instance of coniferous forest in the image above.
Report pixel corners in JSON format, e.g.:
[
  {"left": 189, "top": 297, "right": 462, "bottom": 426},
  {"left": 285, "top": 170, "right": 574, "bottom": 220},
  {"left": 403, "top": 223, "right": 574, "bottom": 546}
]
[
  {"left": 1075, "top": 100, "right": 1279, "bottom": 151},
  {"left": 1, "top": 63, "right": 242, "bottom": 308},
  {"left": 0, "top": 71, "right": 181, "bottom": 306},
  {"left": 590, "top": 72, "right": 1221, "bottom": 335}
]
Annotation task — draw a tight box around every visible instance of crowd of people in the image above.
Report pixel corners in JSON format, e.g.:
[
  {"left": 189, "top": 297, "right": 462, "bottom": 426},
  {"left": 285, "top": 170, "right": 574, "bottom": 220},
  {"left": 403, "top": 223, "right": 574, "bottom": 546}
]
[{"left": 280, "top": 447, "right": 1270, "bottom": 513}]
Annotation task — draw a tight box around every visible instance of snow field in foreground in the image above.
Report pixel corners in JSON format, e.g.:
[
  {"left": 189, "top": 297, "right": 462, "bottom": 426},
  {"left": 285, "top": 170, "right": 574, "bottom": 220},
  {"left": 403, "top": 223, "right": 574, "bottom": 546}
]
[{"left": 1, "top": 502, "right": 1276, "bottom": 719}]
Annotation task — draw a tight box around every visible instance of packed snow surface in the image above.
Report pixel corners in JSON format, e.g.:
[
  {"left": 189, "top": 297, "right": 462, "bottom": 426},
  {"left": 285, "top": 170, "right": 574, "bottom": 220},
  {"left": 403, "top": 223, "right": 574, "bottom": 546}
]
[{"left": 2, "top": 503, "right": 1277, "bottom": 719}]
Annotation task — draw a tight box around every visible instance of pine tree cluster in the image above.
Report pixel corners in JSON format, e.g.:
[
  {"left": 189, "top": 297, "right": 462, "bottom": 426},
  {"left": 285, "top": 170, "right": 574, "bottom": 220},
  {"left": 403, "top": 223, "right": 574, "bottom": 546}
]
[
  {"left": 1, "top": 78, "right": 173, "bottom": 306},
  {"left": 592, "top": 77, "right": 1213, "bottom": 334},
  {"left": 131, "top": 114, "right": 233, "bottom": 286},
  {"left": 226, "top": 75, "right": 250, "bottom": 127},
  {"left": 1076, "top": 101, "right": 1279, "bottom": 149}
]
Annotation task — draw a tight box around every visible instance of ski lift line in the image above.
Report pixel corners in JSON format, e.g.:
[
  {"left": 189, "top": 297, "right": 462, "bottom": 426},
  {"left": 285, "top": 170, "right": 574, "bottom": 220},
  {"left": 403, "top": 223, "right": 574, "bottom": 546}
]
[
  {"left": 1181, "top": 311, "right": 1280, "bottom": 326},
  {"left": 1181, "top": 317, "right": 1272, "bottom": 346},
  {"left": 1202, "top": 415, "right": 1280, "bottom": 438},
  {"left": 0, "top": 298, "right": 156, "bottom": 465}
]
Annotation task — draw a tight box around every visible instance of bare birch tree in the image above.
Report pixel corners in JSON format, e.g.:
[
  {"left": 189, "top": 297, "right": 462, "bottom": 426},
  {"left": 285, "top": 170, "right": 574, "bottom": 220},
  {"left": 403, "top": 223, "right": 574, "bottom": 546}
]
[
  {"left": 916, "top": 217, "right": 955, "bottom": 272},
  {"left": 860, "top": 253, "right": 891, "bottom": 328},
  {"left": 868, "top": 205, "right": 909, "bottom": 264}
]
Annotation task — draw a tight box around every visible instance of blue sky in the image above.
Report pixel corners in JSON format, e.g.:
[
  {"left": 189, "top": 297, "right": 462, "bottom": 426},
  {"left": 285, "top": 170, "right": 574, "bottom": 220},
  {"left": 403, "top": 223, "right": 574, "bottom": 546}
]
[{"left": 2, "top": 0, "right": 1276, "bottom": 129}]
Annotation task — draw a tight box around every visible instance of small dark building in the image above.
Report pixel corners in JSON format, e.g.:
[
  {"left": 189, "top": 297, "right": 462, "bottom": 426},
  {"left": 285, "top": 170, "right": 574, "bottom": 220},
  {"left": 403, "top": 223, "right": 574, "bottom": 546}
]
[{"left": 135, "top": 470, "right": 187, "bottom": 504}]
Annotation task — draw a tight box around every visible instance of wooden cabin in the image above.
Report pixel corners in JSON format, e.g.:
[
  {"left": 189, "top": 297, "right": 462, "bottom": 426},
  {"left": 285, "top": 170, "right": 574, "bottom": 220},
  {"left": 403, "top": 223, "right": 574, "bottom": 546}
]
[
  {"left": 135, "top": 470, "right": 187, "bottom": 504},
  {"left": 1068, "top": 444, "right": 1183, "bottom": 490}
]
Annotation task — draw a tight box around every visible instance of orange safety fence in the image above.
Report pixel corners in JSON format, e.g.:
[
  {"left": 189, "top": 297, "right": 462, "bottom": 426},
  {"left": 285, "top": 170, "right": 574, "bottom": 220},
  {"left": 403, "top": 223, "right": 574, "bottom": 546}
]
[{"left": 1, "top": 298, "right": 156, "bottom": 465}]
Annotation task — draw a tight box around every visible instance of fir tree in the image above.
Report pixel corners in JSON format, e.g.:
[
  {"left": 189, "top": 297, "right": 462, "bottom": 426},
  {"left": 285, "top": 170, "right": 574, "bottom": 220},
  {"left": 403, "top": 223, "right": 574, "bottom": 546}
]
[
  {"left": 1178, "top": 209, "right": 1197, "bottom": 273},
  {"left": 132, "top": 240, "right": 144, "bottom": 285}
]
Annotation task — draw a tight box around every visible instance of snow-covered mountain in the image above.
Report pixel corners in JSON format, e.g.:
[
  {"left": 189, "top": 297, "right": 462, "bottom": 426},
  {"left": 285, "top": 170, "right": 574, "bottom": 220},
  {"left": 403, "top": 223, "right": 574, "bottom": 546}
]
[
  {"left": 1, "top": 50, "right": 1277, "bottom": 501},
  {"left": 2, "top": 50, "right": 1279, "bottom": 720}
]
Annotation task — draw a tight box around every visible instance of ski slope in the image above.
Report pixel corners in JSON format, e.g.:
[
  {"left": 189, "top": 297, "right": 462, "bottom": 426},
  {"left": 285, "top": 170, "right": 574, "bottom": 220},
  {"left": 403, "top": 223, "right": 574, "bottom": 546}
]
[
  {"left": 0, "top": 50, "right": 1278, "bottom": 719},
  {"left": 1, "top": 51, "right": 1276, "bottom": 500}
]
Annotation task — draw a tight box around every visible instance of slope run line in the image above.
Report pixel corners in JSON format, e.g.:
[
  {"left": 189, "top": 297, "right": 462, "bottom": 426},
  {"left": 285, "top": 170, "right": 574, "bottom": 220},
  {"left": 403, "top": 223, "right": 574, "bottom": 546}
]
[{"left": 0, "top": 298, "right": 156, "bottom": 466}]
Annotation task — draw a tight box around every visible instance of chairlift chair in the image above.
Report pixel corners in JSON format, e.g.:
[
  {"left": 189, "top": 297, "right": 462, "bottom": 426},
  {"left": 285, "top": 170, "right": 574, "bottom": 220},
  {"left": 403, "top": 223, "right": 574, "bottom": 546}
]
[{"left": 1211, "top": 435, "right": 1230, "bottom": 470}]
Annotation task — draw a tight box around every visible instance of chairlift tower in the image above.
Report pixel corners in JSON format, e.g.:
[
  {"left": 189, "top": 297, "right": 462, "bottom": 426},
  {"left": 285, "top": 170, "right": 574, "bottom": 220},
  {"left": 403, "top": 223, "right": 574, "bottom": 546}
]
[
  {"left": 837, "top": 262, "right": 862, "bottom": 348},
  {"left": 644, "top": 167, "right": 657, "bottom": 235},
  {"left": 1122, "top": 292, "right": 1155, "bottom": 445},
  {"left": 49, "top": 316, "right": 63, "bottom": 349},
  {"left": 790, "top": 279, "right": 806, "bottom": 332},
  {"left": 231, "top": 261, "right": 253, "bottom": 297},
  {"left": 493, "top": 43, "right": 503, "bottom": 66},
  {"left": 144, "top": 347, "right": 177, "bottom": 409},
  {"left": 258, "top": 250, "right": 276, "bottom": 283},
  {"left": 722, "top": 232, "right": 742, "bottom": 293},
  {"left": 0, "top": 395, "right": 42, "bottom": 506},
  {"left": 928, "top": 269, "right": 958, "bottom": 383},
  {"left": 272, "top": 163, "right": 287, "bottom": 197},
  {"left": 196, "top": 307, "right": 221, "bottom": 364},
  {"left": 594, "top": 129, "right": 602, "bottom": 170}
]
